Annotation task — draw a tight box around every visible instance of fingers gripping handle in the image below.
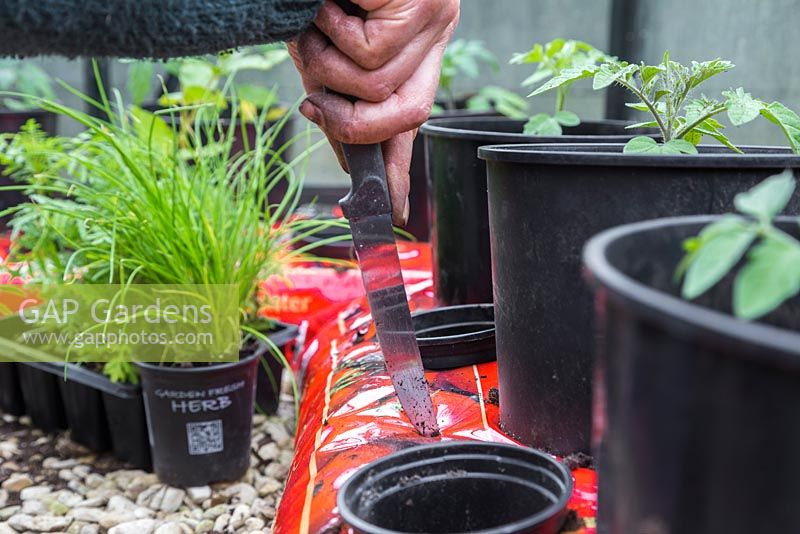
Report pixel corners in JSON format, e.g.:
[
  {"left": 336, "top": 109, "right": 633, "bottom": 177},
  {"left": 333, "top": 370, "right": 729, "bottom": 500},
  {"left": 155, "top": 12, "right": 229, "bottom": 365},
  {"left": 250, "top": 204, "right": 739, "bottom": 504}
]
[{"left": 325, "top": 0, "right": 391, "bottom": 221}]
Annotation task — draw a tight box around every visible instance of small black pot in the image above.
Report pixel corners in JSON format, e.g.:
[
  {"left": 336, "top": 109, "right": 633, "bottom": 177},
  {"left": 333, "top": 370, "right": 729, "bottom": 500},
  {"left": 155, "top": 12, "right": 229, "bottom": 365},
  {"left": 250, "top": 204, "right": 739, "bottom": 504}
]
[
  {"left": 583, "top": 216, "right": 800, "bottom": 534},
  {"left": 479, "top": 143, "right": 800, "bottom": 455},
  {"left": 138, "top": 353, "right": 258, "bottom": 487},
  {"left": 0, "top": 363, "right": 25, "bottom": 415},
  {"left": 412, "top": 304, "right": 495, "bottom": 369},
  {"left": 0, "top": 109, "right": 58, "bottom": 225},
  {"left": 17, "top": 363, "right": 67, "bottom": 432},
  {"left": 254, "top": 322, "right": 298, "bottom": 415},
  {"left": 17, "top": 362, "right": 151, "bottom": 467},
  {"left": 338, "top": 442, "right": 573, "bottom": 534},
  {"left": 420, "top": 117, "right": 649, "bottom": 307}
]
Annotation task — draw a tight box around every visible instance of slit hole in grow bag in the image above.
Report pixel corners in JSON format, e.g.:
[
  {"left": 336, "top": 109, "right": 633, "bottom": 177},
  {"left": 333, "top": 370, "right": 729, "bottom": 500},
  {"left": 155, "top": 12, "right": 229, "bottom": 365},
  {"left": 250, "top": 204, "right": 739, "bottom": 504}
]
[
  {"left": 412, "top": 304, "right": 495, "bottom": 369},
  {"left": 338, "top": 442, "right": 572, "bottom": 534}
]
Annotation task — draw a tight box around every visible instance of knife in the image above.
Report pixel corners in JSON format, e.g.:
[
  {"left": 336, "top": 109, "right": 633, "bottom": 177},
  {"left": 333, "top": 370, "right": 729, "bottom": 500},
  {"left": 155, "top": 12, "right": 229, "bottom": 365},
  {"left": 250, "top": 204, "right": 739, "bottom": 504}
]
[
  {"left": 338, "top": 144, "right": 440, "bottom": 437},
  {"left": 325, "top": 0, "right": 439, "bottom": 437}
]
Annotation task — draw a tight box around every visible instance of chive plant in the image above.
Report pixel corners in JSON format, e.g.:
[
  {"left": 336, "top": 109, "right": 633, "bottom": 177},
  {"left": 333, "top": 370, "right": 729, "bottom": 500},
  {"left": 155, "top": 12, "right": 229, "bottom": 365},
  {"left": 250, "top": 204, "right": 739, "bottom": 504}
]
[{"left": 0, "top": 73, "right": 347, "bottom": 396}]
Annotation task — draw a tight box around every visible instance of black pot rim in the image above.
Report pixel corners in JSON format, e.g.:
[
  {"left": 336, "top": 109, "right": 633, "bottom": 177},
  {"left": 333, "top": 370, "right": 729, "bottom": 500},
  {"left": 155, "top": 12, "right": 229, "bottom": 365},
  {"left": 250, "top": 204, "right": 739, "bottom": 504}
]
[
  {"left": 136, "top": 351, "right": 259, "bottom": 374},
  {"left": 412, "top": 304, "right": 496, "bottom": 369},
  {"left": 583, "top": 215, "right": 800, "bottom": 364},
  {"left": 420, "top": 117, "right": 637, "bottom": 143},
  {"left": 337, "top": 441, "right": 573, "bottom": 534},
  {"left": 478, "top": 143, "right": 800, "bottom": 167}
]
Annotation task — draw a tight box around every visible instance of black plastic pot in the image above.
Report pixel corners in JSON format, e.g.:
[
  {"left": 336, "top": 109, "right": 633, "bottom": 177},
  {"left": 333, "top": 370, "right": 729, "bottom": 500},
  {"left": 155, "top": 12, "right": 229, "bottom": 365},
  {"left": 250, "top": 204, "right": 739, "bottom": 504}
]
[
  {"left": 583, "top": 215, "right": 800, "bottom": 534},
  {"left": 138, "top": 353, "right": 259, "bottom": 487},
  {"left": 407, "top": 110, "right": 498, "bottom": 242},
  {"left": 17, "top": 363, "right": 67, "bottom": 432},
  {"left": 0, "top": 363, "right": 25, "bottom": 415},
  {"left": 338, "top": 442, "right": 572, "bottom": 534},
  {"left": 420, "top": 117, "right": 649, "bottom": 307},
  {"left": 255, "top": 321, "right": 299, "bottom": 415},
  {"left": 16, "top": 362, "right": 151, "bottom": 467},
  {"left": 412, "top": 304, "right": 495, "bottom": 369},
  {"left": 0, "top": 109, "right": 58, "bottom": 224},
  {"left": 478, "top": 144, "right": 800, "bottom": 455}
]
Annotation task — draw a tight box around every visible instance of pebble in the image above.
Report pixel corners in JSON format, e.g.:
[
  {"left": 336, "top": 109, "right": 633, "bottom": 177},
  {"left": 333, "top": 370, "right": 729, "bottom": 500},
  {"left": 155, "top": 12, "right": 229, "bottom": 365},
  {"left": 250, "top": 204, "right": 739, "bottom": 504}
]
[
  {"left": 212, "top": 514, "right": 231, "bottom": 532},
  {"left": 79, "top": 525, "right": 100, "bottom": 534},
  {"left": 229, "top": 504, "right": 250, "bottom": 529},
  {"left": 1, "top": 473, "right": 33, "bottom": 492},
  {"left": 257, "top": 442, "right": 279, "bottom": 462},
  {"left": 159, "top": 488, "right": 186, "bottom": 513},
  {"left": 244, "top": 517, "right": 265, "bottom": 531},
  {"left": 202, "top": 504, "right": 229, "bottom": 519},
  {"left": 186, "top": 486, "right": 211, "bottom": 504},
  {"left": 108, "top": 495, "right": 137, "bottom": 512},
  {"left": 108, "top": 518, "right": 158, "bottom": 534},
  {"left": 0, "top": 523, "right": 15, "bottom": 534},
  {"left": 256, "top": 477, "right": 282, "bottom": 497},
  {"left": 7, "top": 513, "right": 72, "bottom": 532},
  {"left": 20, "top": 485, "right": 51, "bottom": 500},
  {"left": 222, "top": 483, "right": 257, "bottom": 505},
  {"left": 21, "top": 499, "right": 46, "bottom": 515},
  {"left": 154, "top": 521, "right": 185, "bottom": 534},
  {"left": 0, "top": 506, "right": 20, "bottom": 521},
  {"left": 0, "top": 490, "right": 6, "bottom": 508},
  {"left": 194, "top": 519, "right": 214, "bottom": 533}
]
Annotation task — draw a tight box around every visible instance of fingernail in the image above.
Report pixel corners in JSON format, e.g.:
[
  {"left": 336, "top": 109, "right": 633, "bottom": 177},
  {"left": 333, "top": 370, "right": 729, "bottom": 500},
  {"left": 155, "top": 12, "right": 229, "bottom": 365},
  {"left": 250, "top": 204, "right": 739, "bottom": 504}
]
[
  {"left": 401, "top": 197, "right": 410, "bottom": 226},
  {"left": 300, "top": 98, "right": 322, "bottom": 125}
]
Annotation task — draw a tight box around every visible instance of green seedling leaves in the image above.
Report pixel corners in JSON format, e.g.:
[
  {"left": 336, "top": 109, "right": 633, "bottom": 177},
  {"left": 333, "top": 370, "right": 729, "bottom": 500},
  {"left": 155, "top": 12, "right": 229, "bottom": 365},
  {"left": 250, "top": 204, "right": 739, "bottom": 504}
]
[
  {"left": 679, "top": 171, "right": 800, "bottom": 320},
  {"left": 623, "top": 136, "right": 697, "bottom": 155},
  {"left": 761, "top": 102, "right": 800, "bottom": 153},
  {"left": 523, "top": 113, "right": 563, "bottom": 136},
  {"left": 127, "top": 62, "right": 154, "bottom": 106},
  {"left": 130, "top": 106, "right": 175, "bottom": 156},
  {"left": 593, "top": 62, "right": 639, "bottom": 90},
  {"left": 688, "top": 59, "right": 735, "bottom": 89},
  {"left": 723, "top": 88, "right": 762, "bottom": 126},
  {"left": 529, "top": 65, "right": 599, "bottom": 97},
  {"left": 733, "top": 234, "right": 800, "bottom": 319},
  {"left": 734, "top": 169, "right": 796, "bottom": 222},
  {"left": 554, "top": 110, "right": 580, "bottom": 126},
  {"left": 681, "top": 216, "right": 758, "bottom": 299},
  {"left": 467, "top": 86, "right": 529, "bottom": 120}
]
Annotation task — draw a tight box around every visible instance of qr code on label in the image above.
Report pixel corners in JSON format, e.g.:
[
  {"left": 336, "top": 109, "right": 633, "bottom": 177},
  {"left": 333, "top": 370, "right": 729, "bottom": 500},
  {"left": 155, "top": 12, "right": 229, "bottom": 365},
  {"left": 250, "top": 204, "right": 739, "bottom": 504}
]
[{"left": 186, "top": 420, "right": 224, "bottom": 455}]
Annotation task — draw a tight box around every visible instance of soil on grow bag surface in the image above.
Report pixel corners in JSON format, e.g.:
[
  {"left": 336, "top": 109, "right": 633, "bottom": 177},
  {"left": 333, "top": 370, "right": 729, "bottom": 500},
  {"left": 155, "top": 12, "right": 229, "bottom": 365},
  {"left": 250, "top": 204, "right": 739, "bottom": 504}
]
[
  {"left": 0, "top": 400, "right": 296, "bottom": 533},
  {"left": 274, "top": 277, "right": 597, "bottom": 534}
]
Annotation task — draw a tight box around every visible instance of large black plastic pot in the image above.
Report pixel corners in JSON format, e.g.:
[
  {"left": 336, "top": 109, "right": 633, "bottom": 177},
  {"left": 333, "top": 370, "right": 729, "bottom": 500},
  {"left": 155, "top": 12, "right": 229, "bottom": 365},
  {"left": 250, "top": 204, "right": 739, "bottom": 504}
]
[
  {"left": 338, "top": 442, "right": 573, "bottom": 534},
  {"left": 0, "top": 109, "right": 58, "bottom": 224},
  {"left": 478, "top": 144, "right": 800, "bottom": 455},
  {"left": 0, "top": 363, "right": 25, "bottom": 415},
  {"left": 406, "top": 110, "right": 498, "bottom": 242},
  {"left": 138, "top": 353, "right": 258, "bottom": 487},
  {"left": 255, "top": 321, "right": 298, "bottom": 415},
  {"left": 421, "top": 117, "right": 648, "bottom": 307},
  {"left": 583, "top": 215, "right": 800, "bottom": 534}
]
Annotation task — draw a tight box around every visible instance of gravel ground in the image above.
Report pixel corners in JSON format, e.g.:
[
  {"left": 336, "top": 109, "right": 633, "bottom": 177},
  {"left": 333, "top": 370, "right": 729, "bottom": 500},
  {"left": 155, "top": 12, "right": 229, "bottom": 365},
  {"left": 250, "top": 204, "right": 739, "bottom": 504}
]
[{"left": 0, "top": 400, "right": 295, "bottom": 534}]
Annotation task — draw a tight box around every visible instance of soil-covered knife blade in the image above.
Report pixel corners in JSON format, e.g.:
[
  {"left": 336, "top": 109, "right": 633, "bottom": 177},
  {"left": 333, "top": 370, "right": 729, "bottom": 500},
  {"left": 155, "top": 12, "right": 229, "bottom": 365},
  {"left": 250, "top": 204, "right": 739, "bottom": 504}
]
[{"left": 339, "top": 143, "right": 439, "bottom": 437}]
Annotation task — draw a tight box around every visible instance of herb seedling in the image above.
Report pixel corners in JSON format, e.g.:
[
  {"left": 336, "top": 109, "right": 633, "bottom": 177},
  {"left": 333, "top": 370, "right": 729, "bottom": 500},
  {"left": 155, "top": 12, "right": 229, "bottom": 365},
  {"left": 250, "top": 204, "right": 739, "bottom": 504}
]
[
  {"left": 511, "top": 39, "right": 608, "bottom": 135},
  {"left": 679, "top": 170, "right": 800, "bottom": 319},
  {"left": 0, "top": 60, "right": 55, "bottom": 111},
  {"left": 437, "top": 39, "right": 499, "bottom": 111},
  {"left": 0, "top": 71, "right": 345, "bottom": 394},
  {"left": 529, "top": 50, "right": 800, "bottom": 154}
]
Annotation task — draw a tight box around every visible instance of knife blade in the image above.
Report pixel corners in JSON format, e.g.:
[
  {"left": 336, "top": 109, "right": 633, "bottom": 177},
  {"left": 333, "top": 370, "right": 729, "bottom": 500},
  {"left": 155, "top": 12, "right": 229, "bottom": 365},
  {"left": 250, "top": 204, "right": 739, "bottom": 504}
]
[{"left": 339, "top": 143, "right": 440, "bottom": 437}]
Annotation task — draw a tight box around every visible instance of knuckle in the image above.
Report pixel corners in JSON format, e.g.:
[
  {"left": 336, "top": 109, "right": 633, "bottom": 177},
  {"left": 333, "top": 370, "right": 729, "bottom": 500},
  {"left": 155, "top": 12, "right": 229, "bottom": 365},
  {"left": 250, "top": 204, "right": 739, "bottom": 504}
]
[{"left": 406, "top": 103, "right": 431, "bottom": 129}]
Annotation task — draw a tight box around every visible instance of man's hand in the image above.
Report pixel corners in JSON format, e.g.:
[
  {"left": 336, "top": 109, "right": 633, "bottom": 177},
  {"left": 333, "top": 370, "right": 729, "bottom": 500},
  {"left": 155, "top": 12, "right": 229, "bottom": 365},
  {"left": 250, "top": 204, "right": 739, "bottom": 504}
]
[{"left": 288, "top": 0, "right": 460, "bottom": 226}]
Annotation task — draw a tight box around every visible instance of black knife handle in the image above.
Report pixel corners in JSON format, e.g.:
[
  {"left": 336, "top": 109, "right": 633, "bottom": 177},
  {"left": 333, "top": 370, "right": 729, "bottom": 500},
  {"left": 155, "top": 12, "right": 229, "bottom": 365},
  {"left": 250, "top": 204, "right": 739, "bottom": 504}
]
[
  {"left": 338, "top": 144, "right": 392, "bottom": 219},
  {"left": 325, "top": 0, "right": 392, "bottom": 220}
]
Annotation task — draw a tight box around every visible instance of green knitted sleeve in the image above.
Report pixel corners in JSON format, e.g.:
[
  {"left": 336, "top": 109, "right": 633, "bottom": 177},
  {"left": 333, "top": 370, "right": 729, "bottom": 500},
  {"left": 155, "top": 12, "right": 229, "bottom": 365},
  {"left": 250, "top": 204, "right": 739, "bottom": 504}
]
[{"left": 0, "top": 0, "right": 323, "bottom": 58}]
